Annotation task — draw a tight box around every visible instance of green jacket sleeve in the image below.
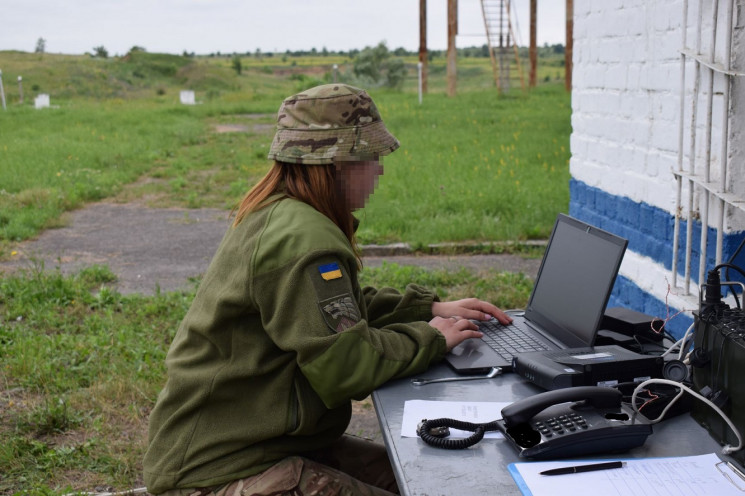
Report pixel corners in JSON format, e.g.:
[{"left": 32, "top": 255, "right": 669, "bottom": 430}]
[
  {"left": 362, "top": 284, "right": 440, "bottom": 328},
  {"left": 253, "top": 252, "right": 447, "bottom": 410}
]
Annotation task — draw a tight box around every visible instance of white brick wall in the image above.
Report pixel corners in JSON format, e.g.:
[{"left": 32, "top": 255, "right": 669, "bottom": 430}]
[
  {"left": 730, "top": 7, "right": 745, "bottom": 231},
  {"left": 571, "top": 0, "right": 745, "bottom": 319},
  {"left": 573, "top": 0, "right": 745, "bottom": 225},
  {"left": 571, "top": 0, "right": 684, "bottom": 214}
]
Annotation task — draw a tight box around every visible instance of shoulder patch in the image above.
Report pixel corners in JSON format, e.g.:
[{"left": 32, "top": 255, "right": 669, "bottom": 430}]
[
  {"left": 318, "top": 262, "right": 343, "bottom": 281},
  {"left": 307, "top": 258, "right": 361, "bottom": 333},
  {"left": 319, "top": 294, "right": 361, "bottom": 333}
]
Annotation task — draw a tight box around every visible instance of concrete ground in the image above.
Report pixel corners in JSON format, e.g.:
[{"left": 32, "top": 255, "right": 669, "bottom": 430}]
[{"left": 0, "top": 202, "right": 541, "bottom": 442}]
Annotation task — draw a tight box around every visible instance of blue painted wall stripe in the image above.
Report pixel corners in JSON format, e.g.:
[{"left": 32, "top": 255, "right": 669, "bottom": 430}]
[
  {"left": 569, "top": 179, "right": 745, "bottom": 340},
  {"left": 569, "top": 179, "right": 745, "bottom": 285}
]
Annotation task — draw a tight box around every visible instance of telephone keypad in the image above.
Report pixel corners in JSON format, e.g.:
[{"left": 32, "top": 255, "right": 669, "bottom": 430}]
[{"left": 533, "top": 413, "right": 589, "bottom": 437}]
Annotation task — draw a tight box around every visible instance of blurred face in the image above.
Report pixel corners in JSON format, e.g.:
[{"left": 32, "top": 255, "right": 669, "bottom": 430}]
[{"left": 335, "top": 159, "right": 384, "bottom": 211}]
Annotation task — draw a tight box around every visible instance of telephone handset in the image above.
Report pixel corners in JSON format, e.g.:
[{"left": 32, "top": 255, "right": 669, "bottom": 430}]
[
  {"left": 501, "top": 386, "right": 623, "bottom": 427},
  {"left": 496, "top": 386, "right": 653, "bottom": 459}
]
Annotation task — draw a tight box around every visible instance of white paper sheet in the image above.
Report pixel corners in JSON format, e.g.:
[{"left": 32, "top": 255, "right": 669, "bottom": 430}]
[
  {"left": 401, "top": 399, "right": 511, "bottom": 438},
  {"left": 508, "top": 453, "right": 745, "bottom": 496}
]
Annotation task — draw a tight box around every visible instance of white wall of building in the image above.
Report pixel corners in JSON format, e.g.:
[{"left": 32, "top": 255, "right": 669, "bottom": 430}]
[{"left": 569, "top": 0, "right": 745, "bottom": 336}]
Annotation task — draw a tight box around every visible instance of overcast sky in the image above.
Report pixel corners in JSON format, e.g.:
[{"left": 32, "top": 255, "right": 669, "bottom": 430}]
[{"left": 4, "top": 0, "right": 566, "bottom": 56}]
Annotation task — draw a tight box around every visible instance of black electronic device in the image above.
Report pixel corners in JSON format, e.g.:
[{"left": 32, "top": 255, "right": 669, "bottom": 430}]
[
  {"left": 495, "top": 386, "right": 653, "bottom": 459},
  {"left": 692, "top": 307, "right": 745, "bottom": 464},
  {"left": 690, "top": 265, "right": 745, "bottom": 465},
  {"left": 512, "top": 345, "right": 664, "bottom": 390},
  {"left": 601, "top": 307, "right": 665, "bottom": 342}
]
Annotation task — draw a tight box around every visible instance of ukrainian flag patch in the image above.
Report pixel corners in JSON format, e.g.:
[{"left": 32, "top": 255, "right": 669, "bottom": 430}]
[{"left": 319, "top": 262, "right": 343, "bottom": 281}]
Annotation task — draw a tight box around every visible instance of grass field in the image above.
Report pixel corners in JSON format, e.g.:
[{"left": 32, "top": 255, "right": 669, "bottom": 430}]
[
  {"left": 0, "top": 49, "right": 569, "bottom": 494},
  {"left": 0, "top": 51, "right": 570, "bottom": 250}
]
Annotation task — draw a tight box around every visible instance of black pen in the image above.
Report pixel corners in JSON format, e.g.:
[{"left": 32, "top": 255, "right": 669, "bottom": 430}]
[{"left": 540, "top": 461, "right": 625, "bottom": 476}]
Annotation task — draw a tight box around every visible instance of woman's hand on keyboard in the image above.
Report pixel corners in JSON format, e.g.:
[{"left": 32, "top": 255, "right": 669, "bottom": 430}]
[
  {"left": 428, "top": 316, "right": 483, "bottom": 351},
  {"left": 432, "top": 299, "right": 513, "bottom": 325}
]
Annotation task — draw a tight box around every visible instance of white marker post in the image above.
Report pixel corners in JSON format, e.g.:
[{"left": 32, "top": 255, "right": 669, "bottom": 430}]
[
  {"left": 0, "top": 69, "right": 6, "bottom": 110},
  {"left": 34, "top": 94, "right": 50, "bottom": 109},
  {"left": 18, "top": 76, "right": 23, "bottom": 104},
  {"left": 179, "top": 90, "right": 196, "bottom": 105}
]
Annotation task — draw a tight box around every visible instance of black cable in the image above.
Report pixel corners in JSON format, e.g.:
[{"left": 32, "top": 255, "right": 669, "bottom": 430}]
[
  {"left": 727, "top": 238, "right": 745, "bottom": 264},
  {"left": 631, "top": 333, "right": 669, "bottom": 355},
  {"left": 658, "top": 328, "right": 677, "bottom": 343},
  {"left": 713, "top": 263, "right": 745, "bottom": 309},
  {"left": 725, "top": 238, "right": 745, "bottom": 300},
  {"left": 714, "top": 262, "right": 745, "bottom": 279},
  {"left": 417, "top": 418, "right": 501, "bottom": 449}
]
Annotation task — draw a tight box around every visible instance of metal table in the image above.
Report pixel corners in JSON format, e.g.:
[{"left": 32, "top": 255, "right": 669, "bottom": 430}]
[{"left": 372, "top": 362, "right": 726, "bottom": 496}]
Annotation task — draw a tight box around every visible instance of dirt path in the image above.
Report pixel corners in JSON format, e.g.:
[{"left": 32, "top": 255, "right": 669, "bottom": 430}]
[
  {"left": 1, "top": 202, "right": 541, "bottom": 295},
  {"left": 2, "top": 203, "right": 231, "bottom": 294}
]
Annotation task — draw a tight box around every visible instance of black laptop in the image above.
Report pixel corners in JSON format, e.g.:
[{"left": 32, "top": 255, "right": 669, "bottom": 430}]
[{"left": 445, "top": 213, "right": 628, "bottom": 374}]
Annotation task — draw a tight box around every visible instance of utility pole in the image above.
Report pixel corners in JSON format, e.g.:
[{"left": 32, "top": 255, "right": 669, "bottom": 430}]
[
  {"left": 565, "top": 0, "right": 573, "bottom": 91},
  {"left": 419, "top": 0, "right": 428, "bottom": 93},
  {"left": 529, "top": 0, "right": 537, "bottom": 87},
  {"left": 447, "top": 0, "right": 457, "bottom": 97}
]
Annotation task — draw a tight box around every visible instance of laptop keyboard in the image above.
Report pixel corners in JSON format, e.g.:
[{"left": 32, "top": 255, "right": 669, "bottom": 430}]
[{"left": 479, "top": 320, "right": 551, "bottom": 361}]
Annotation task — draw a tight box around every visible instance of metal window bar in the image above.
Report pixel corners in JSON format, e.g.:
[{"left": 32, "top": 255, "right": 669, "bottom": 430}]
[{"left": 673, "top": 0, "right": 744, "bottom": 295}]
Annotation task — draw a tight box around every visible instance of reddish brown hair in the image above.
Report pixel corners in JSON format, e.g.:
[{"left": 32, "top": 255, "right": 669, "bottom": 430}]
[{"left": 233, "top": 161, "right": 360, "bottom": 264}]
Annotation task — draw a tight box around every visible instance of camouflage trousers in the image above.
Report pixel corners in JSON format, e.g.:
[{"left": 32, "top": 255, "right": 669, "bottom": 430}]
[{"left": 160, "top": 435, "right": 399, "bottom": 496}]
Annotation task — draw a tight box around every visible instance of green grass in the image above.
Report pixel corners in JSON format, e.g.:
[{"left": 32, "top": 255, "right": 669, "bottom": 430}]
[
  {"left": 361, "top": 262, "right": 534, "bottom": 310},
  {"left": 0, "top": 102, "right": 207, "bottom": 240},
  {"left": 0, "top": 49, "right": 567, "bottom": 494},
  {"left": 362, "top": 85, "right": 571, "bottom": 245},
  {"left": 0, "top": 263, "right": 194, "bottom": 494}
]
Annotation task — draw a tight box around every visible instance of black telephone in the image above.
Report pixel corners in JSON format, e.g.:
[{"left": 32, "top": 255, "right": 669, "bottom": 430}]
[{"left": 496, "top": 386, "right": 653, "bottom": 459}]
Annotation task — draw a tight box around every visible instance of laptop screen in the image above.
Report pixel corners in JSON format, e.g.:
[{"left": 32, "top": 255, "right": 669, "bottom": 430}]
[{"left": 524, "top": 214, "right": 628, "bottom": 348}]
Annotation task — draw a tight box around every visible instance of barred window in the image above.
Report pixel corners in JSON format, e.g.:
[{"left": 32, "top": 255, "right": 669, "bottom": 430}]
[{"left": 673, "top": 0, "right": 745, "bottom": 296}]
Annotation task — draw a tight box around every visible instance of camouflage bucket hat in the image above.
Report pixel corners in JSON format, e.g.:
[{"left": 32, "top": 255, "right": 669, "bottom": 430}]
[{"left": 267, "top": 84, "right": 400, "bottom": 165}]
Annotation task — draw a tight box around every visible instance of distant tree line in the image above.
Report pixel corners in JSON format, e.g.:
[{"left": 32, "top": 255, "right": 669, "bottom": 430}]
[
  {"left": 204, "top": 43, "right": 565, "bottom": 60},
  {"left": 34, "top": 38, "right": 564, "bottom": 91},
  {"left": 32, "top": 36, "right": 563, "bottom": 62},
  {"left": 214, "top": 40, "right": 566, "bottom": 90}
]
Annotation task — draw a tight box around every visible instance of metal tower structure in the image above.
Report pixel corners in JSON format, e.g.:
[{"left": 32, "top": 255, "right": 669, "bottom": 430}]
[{"left": 480, "top": 0, "right": 525, "bottom": 91}]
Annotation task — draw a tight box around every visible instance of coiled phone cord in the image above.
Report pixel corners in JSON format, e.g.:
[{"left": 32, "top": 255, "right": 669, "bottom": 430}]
[{"left": 417, "top": 417, "right": 501, "bottom": 449}]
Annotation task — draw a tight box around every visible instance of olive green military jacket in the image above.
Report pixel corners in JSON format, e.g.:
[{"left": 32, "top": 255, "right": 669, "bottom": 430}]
[{"left": 144, "top": 197, "right": 447, "bottom": 494}]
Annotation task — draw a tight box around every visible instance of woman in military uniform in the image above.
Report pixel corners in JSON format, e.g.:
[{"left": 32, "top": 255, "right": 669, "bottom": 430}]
[{"left": 144, "top": 84, "right": 511, "bottom": 496}]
